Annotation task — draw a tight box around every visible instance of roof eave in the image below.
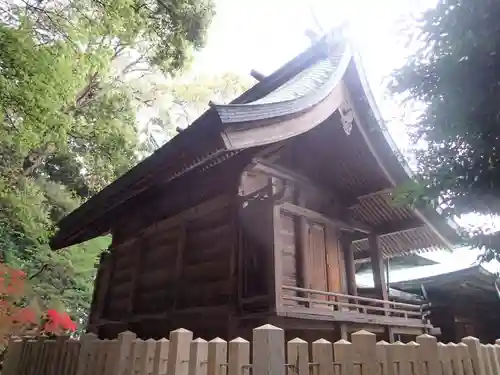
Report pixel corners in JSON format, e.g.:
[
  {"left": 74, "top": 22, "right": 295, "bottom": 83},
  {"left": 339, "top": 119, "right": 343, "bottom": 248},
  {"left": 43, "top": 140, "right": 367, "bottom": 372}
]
[{"left": 345, "top": 52, "right": 461, "bottom": 250}]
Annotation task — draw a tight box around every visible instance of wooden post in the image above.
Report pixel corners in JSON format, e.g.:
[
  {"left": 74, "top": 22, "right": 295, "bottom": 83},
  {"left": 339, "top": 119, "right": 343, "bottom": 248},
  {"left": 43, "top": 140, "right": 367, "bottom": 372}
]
[
  {"left": 294, "top": 190, "right": 310, "bottom": 303},
  {"left": 272, "top": 204, "right": 284, "bottom": 313},
  {"left": 340, "top": 234, "right": 357, "bottom": 297},
  {"left": 334, "top": 339, "right": 353, "bottom": 375},
  {"left": 253, "top": 325, "right": 285, "bottom": 375},
  {"left": 153, "top": 338, "right": 170, "bottom": 375},
  {"left": 228, "top": 338, "right": 249, "bottom": 375},
  {"left": 457, "top": 342, "right": 474, "bottom": 375},
  {"left": 462, "top": 337, "right": 486, "bottom": 375},
  {"left": 287, "top": 338, "right": 309, "bottom": 375},
  {"left": 438, "top": 342, "right": 452, "bottom": 375},
  {"left": 351, "top": 330, "right": 377, "bottom": 375},
  {"left": 375, "top": 341, "right": 390, "bottom": 375},
  {"left": 2, "top": 338, "right": 22, "bottom": 375},
  {"left": 76, "top": 332, "right": 99, "bottom": 375},
  {"left": 207, "top": 338, "right": 227, "bottom": 375},
  {"left": 448, "top": 343, "right": 465, "bottom": 375},
  {"left": 368, "top": 234, "right": 388, "bottom": 301},
  {"left": 90, "top": 251, "right": 112, "bottom": 329},
  {"left": 167, "top": 328, "right": 193, "bottom": 375},
  {"left": 339, "top": 324, "right": 349, "bottom": 341},
  {"left": 189, "top": 339, "right": 208, "bottom": 375},
  {"left": 416, "top": 334, "right": 440, "bottom": 375},
  {"left": 481, "top": 344, "right": 493, "bottom": 375},
  {"left": 312, "top": 339, "right": 334, "bottom": 375}
]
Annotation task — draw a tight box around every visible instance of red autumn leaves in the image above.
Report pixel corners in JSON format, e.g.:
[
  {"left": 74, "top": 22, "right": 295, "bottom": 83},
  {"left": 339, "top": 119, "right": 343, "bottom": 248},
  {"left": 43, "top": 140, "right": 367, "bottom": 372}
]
[
  {"left": 0, "top": 263, "right": 76, "bottom": 344},
  {"left": 44, "top": 309, "right": 77, "bottom": 333}
]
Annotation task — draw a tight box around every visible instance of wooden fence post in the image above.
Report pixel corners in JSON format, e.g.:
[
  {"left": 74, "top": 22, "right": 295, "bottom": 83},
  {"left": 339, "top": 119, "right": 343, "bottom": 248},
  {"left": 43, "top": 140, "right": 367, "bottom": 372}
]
[
  {"left": 141, "top": 339, "right": 157, "bottom": 375},
  {"left": 351, "top": 330, "right": 376, "bottom": 375},
  {"left": 189, "top": 338, "right": 208, "bottom": 375},
  {"left": 253, "top": 325, "right": 285, "bottom": 375},
  {"left": 167, "top": 329, "right": 193, "bottom": 375},
  {"left": 480, "top": 345, "right": 492, "bottom": 375},
  {"left": 153, "top": 338, "right": 170, "bottom": 375},
  {"left": 207, "top": 338, "right": 227, "bottom": 375},
  {"left": 416, "top": 333, "right": 439, "bottom": 375},
  {"left": 112, "top": 331, "right": 137, "bottom": 375},
  {"left": 391, "top": 341, "right": 413, "bottom": 375},
  {"left": 446, "top": 343, "right": 463, "bottom": 375},
  {"left": 457, "top": 342, "right": 473, "bottom": 375},
  {"left": 287, "top": 338, "right": 308, "bottom": 375},
  {"left": 407, "top": 342, "right": 420, "bottom": 375},
  {"left": 312, "top": 339, "right": 333, "bottom": 375},
  {"left": 2, "top": 338, "right": 23, "bottom": 375},
  {"left": 76, "top": 332, "right": 98, "bottom": 375},
  {"left": 462, "top": 337, "right": 486, "bottom": 375},
  {"left": 333, "top": 339, "right": 353, "bottom": 375},
  {"left": 47, "top": 335, "right": 68, "bottom": 375},
  {"left": 438, "top": 342, "right": 451, "bottom": 375},
  {"left": 375, "top": 341, "right": 391, "bottom": 375},
  {"left": 228, "top": 338, "right": 249, "bottom": 375},
  {"left": 486, "top": 344, "right": 499, "bottom": 375}
]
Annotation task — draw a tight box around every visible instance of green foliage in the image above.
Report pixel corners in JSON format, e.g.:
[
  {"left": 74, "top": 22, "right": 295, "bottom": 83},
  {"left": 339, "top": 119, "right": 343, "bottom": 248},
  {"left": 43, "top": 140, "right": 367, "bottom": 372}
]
[
  {"left": 0, "top": 0, "right": 215, "bottom": 327},
  {"left": 389, "top": 0, "right": 500, "bottom": 260},
  {"left": 142, "top": 72, "right": 253, "bottom": 151}
]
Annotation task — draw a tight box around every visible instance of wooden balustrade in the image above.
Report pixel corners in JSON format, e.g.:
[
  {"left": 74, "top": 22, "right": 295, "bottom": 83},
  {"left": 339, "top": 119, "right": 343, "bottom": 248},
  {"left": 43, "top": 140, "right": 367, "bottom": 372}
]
[{"left": 281, "top": 285, "right": 425, "bottom": 323}]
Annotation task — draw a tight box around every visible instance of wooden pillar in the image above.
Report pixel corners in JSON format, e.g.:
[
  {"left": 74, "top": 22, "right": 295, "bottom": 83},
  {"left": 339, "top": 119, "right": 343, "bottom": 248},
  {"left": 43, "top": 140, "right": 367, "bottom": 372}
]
[
  {"left": 340, "top": 233, "right": 357, "bottom": 296},
  {"left": 294, "top": 190, "right": 310, "bottom": 291},
  {"left": 87, "top": 251, "right": 111, "bottom": 333},
  {"left": 368, "top": 233, "right": 388, "bottom": 301}
]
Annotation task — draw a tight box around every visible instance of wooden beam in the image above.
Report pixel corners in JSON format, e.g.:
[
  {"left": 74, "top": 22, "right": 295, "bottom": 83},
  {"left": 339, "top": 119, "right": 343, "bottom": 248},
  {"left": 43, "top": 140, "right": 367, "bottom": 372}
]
[
  {"left": 253, "top": 158, "right": 316, "bottom": 188},
  {"left": 351, "top": 220, "right": 425, "bottom": 243},
  {"left": 280, "top": 202, "right": 371, "bottom": 234},
  {"left": 340, "top": 233, "right": 357, "bottom": 297},
  {"left": 250, "top": 69, "right": 266, "bottom": 81},
  {"left": 369, "top": 234, "right": 388, "bottom": 301}
]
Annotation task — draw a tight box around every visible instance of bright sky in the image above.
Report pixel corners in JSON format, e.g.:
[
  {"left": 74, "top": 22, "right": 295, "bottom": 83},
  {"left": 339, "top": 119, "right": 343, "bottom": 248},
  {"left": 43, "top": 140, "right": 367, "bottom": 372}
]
[{"left": 191, "top": 0, "right": 500, "bottom": 282}]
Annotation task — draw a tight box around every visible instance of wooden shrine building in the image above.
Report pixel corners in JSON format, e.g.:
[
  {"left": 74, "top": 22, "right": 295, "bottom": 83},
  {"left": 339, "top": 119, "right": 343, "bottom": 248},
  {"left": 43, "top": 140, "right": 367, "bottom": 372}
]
[
  {"left": 50, "top": 32, "right": 459, "bottom": 342},
  {"left": 392, "top": 266, "right": 500, "bottom": 343}
]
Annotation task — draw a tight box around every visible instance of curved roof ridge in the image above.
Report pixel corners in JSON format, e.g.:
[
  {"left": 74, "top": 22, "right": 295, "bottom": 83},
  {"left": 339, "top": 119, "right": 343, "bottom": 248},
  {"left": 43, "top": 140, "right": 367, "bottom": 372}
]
[{"left": 211, "top": 40, "right": 350, "bottom": 124}]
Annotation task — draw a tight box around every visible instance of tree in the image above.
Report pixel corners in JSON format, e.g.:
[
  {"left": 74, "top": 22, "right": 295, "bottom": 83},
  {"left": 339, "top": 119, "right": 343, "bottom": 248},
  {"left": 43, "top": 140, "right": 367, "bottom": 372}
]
[
  {"left": 0, "top": 0, "right": 214, "bottom": 327},
  {"left": 141, "top": 72, "right": 253, "bottom": 152},
  {"left": 389, "top": 0, "right": 500, "bottom": 260}
]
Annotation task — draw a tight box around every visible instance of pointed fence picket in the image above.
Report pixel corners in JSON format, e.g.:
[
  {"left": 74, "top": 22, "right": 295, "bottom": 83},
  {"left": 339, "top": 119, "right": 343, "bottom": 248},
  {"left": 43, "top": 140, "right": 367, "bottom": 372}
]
[{"left": 4, "top": 324, "right": 500, "bottom": 375}]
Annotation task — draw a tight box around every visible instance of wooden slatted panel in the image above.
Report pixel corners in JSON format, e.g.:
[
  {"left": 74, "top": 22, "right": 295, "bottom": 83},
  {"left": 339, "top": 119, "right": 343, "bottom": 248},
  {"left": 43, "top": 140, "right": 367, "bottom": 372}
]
[
  {"left": 280, "top": 213, "right": 298, "bottom": 306},
  {"left": 307, "top": 222, "right": 328, "bottom": 306},
  {"left": 325, "top": 227, "right": 343, "bottom": 294}
]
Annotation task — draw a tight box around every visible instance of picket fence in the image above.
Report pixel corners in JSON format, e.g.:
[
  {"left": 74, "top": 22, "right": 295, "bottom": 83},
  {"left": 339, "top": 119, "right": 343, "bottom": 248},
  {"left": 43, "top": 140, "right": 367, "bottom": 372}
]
[{"left": 2, "top": 325, "right": 500, "bottom": 375}]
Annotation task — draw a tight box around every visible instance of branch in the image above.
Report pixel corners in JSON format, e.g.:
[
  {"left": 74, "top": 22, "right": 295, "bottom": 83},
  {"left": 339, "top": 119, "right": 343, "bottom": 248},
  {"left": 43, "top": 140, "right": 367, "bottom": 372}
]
[
  {"left": 28, "top": 264, "right": 50, "bottom": 280},
  {"left": 121, "top": 55, "right": 148, "bottom": 75}
]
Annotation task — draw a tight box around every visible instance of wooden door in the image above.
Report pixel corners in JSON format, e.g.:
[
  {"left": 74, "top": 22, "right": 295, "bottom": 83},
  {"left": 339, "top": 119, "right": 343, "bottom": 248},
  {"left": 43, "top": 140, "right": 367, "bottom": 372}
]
[{"left": 307, "top": 222, "right": 329, "bottom": 307}]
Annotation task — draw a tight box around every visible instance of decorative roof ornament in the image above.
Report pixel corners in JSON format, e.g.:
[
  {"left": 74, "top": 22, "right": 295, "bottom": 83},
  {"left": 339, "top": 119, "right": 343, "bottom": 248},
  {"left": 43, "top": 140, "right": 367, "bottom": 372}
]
[{"left": 339, "top": 102, "right": 354, "bottom": 136}]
